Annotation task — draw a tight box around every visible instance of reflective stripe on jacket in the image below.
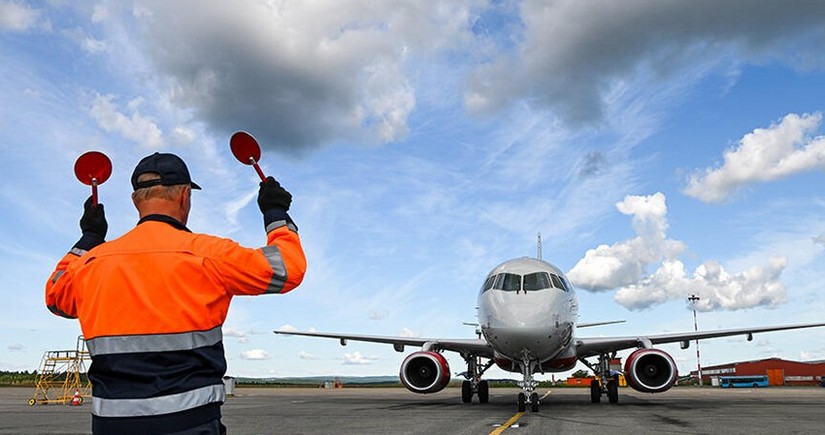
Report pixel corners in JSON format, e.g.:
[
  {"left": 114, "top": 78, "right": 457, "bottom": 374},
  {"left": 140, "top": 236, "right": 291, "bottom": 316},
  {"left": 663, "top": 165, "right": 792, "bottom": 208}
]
[{"left": 45, "top": 214, "right": 306, "bottom": 433}]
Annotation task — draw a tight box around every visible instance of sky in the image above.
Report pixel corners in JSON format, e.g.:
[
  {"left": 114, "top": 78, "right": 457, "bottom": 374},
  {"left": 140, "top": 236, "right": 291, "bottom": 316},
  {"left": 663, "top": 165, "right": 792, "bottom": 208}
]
[{"left": 2, "top": 0, "right": 825, "bottom": 381}]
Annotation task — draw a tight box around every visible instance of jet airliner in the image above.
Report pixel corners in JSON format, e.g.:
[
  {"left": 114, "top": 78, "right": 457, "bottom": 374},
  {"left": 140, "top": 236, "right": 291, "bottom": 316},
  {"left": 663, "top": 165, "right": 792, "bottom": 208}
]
[{"left": 275, "top": 256, "right": 825, "bottom": 412}]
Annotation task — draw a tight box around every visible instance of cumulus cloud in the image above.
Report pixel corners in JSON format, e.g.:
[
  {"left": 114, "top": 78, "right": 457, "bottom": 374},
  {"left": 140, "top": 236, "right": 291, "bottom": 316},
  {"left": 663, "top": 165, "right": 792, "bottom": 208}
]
[
  {"left": 614, "top": 258, "right": 788, "bottom": 311},
  {"left": 568, "top": 192, "right": 788, "bottom": 311},
  {"left": 240, "top": 349, "right": 270, "bottom": 360},
  {"left": 342, "top": 351, "right": 378, "bottom": 365},
  {"left": 90, "top": 94, "right": 164, "bottom": 149},
  {"left": 813, "top": 235, "right": 825, "bottom": 246},
  {"left": 298, "top": 351, "right": 315, "bottom": 360},
  {"left": 466, "top": 1, "right": 825, "bottom": 125},
  {"left": 275, "top": 324, "right": 298, "bottom": 333},
  {"left": 684, "top": 113, "right": 825, "bottom": 203},
  {"left": 400, "top": 327, "right": 421, "bottom": 338},
  {"left": 0, "top": 1, "right": 39, "bottom": 32},
  {"left": 133, "top": 0, "right": 476, "bottom": 153},
  {"left": 223, "top": 327, "right": 247, "bottom": 338},
  {"left": 567, "top": 193, "right": 684, "bottom": 291}
]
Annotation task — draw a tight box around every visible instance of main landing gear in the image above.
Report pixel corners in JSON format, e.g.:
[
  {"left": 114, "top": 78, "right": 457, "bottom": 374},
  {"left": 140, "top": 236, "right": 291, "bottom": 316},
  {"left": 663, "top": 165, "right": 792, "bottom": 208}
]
[
  {"left": 517, "top": 352, "right": 540, "bottom": 413},
  {"left": 460, "top": 354, "right": 494, "bottom": 404},
  {"left": 582, "top": 353, "right": 619, "bottom": 404}
]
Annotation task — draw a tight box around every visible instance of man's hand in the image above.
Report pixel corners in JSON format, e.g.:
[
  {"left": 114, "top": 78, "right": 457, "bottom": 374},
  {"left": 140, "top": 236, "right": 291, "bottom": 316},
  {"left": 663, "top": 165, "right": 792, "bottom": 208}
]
[
  {"left": 80, "top": 196, "right": 108, "bottom": 239},
  {"left": 74, "top": 196, "right": 107, "bottom": 252},
  {"left": 257, "top": 176, "right": 292, "bottom": 212}
]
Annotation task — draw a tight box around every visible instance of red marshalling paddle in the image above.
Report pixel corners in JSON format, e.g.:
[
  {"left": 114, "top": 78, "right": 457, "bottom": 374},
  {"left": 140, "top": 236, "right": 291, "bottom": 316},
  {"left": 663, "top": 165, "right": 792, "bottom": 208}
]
[
  {"left": 74, "top": 151, "right": 112, "bottom": 208},
  {"left": 230, "top": 131, "right": 267, "bottom": 182}
]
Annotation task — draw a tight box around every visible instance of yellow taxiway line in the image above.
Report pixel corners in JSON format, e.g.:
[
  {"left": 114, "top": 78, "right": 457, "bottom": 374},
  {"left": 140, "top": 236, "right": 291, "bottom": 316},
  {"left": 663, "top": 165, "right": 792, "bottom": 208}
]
[{"left": 488, "top": 412, "right": 525, "bottom": 435}]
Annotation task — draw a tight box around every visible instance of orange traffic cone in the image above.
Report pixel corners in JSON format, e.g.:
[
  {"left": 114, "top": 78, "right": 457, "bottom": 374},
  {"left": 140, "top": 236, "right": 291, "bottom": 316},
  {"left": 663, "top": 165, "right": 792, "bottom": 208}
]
[{"left": 70, "top": 389, "right": 82, "bottom": 406}]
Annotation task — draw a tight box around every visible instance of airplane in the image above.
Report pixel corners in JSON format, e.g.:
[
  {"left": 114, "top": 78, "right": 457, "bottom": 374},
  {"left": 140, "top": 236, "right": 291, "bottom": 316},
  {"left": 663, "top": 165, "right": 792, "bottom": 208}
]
[{"left": 274, "top": 255, "right": 825, "bottom": 412}]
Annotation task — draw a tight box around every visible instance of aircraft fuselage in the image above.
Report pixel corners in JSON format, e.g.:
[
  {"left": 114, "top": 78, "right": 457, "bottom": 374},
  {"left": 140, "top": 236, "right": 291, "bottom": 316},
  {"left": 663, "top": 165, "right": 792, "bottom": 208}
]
[{"left": 477, "top": 257, "right": 579, "bottom": 371}]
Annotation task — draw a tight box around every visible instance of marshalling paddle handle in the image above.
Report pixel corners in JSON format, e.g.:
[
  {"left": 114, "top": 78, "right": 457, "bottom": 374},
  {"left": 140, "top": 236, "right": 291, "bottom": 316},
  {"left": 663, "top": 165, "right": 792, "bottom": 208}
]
[
  {"left": 91, "top": 178, "right": 99, "bottom": 208},
  {"left": 249, "top": 157, "right": 267, "bottom": 182}
]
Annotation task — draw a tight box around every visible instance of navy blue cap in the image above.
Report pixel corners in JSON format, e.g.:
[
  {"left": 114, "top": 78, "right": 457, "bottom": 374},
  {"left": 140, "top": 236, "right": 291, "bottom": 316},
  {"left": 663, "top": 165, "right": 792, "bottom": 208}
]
[{"left": 131, "top": 152, "right": 202, "bottom": 191}]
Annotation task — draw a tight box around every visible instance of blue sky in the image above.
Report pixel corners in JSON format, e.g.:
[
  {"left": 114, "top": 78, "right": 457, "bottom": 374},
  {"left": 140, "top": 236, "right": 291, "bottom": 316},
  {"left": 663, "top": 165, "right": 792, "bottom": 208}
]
[{"left": 2, "top": 1, "right": 825, "bottom": 380}]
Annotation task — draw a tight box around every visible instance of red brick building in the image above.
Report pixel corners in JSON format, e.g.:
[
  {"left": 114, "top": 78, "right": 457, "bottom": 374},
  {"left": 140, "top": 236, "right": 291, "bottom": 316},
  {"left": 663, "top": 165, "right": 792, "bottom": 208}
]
[{"left": 691, "top": 358, "right": 825, "bottom": 386}]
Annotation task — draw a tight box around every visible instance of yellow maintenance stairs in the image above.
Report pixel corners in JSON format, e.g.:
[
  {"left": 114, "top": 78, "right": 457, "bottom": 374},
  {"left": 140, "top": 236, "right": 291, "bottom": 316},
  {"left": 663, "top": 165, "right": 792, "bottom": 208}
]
[{"left": 28, "top": 336, "right": 92, "bottom": 406}]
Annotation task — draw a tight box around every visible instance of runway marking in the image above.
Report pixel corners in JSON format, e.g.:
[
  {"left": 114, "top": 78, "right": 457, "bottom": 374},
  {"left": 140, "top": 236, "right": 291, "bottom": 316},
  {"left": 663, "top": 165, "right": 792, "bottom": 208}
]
[{"left": 489, "top": 412, "right": 525, "bottom": 435}]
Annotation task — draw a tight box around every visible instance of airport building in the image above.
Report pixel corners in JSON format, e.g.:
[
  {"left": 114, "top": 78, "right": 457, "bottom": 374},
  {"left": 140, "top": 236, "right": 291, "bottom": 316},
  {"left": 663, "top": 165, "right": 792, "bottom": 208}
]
[{"left": 691, "top": 357, "right": 825, "bottom": 386}]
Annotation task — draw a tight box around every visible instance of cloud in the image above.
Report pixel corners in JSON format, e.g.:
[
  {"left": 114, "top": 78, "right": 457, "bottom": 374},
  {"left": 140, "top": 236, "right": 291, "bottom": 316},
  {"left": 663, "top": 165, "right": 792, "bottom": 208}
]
[
  {"left": 275, "top": 324, "right": 298, "bottom": 333},
  {"left": 224, "top": 190, "right": 256, "bottom": 228},
  {"left": 7, "top": 343, "right": 25, "bottom": 352},
  {"left": 577, "top": 152, "right": 607, "bottom": 179},
  {"left": 224, "top": 328, "right": 247, "bottom": 339},
  {"left": 368, "top": 309, "right": 388, "bottom": 321},
  {"left": 800, "top": 350, "right": 825, "bottom": 361},
  {"left": 466, "top": 1, "right": 825, "bottom": 125},
  {"left": 400, "top": 327, "right": 421, "bottom": 338},
  {"left": 0, "top": 1, "right": 39, "bottom": 32},
  {"left": 684, "top": 113, "right": 825, "bottom": 203},
  {"left": 568, "top": 192, "right": 788, "bottom": 311},
  {"left": 133, "top": 1, "right": 477, "bottom": 153},
  {"left": 240, "top": 349, "right": 270, "bottom": 360},
  {"left": 614, "top": 257, "right": 788, "bottom": 311},
  {"left": 813, "top": 235, "right": 825, "bottom": 246},
  {"left": 342, "top": 351, "right": 378, "bottom": 365},
  {"left": 298, "top": 351, "right": 315, "bottom": 360},
  {"left": 567, "top": 193, "right": 684, "bottom": 291},
  {"left": 89, "top": 94, "right": 164, "bottom": 149}
]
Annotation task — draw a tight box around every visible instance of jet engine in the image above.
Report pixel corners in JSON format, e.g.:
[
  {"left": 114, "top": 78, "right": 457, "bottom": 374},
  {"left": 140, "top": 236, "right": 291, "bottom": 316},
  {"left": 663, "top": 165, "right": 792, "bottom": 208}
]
[
  {"left": 399, "top": 351, "right": 450, "bottom": 394},
  {"left": 624, "top": 348, "right": 678, "bottom": 393}
]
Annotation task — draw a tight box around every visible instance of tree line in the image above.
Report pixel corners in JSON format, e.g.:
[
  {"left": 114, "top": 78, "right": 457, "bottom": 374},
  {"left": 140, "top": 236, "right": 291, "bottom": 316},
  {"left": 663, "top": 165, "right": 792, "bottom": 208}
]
[{"left": 0, "top": 371, "right": 38, "bottom": 386}]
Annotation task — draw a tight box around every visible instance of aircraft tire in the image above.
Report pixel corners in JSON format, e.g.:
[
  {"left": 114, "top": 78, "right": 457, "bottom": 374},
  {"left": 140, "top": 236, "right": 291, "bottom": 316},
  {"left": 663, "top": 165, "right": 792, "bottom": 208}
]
[
  {"left": 517, "top": 393, "right": 526, "bottom": 412},
  {"left": 607, "top": 380, "right": 619, "bottom": 404},
  {"left": 530, "top": 392, "right": 539, "bottom": 412},
  {"left": 478, "top": 380, "right": 489, "bottom": 403},
  {"left": 461, "top": 380, "right": 472, "bottom": 403},
  {"left": 590, "top": 380, "right": 601, "bottom": 404}
]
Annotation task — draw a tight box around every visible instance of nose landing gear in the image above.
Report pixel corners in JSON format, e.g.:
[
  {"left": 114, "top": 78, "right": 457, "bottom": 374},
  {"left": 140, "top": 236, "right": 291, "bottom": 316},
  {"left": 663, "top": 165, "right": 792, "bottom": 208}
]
[{"left": 517, "top": 351, "right": 541, "bottom": 412}]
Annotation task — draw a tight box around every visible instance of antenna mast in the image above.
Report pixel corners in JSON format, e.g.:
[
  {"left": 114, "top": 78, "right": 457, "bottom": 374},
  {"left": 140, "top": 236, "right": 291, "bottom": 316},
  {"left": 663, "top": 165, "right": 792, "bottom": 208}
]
[{"left": 537, "top": 232, "right": 542, "bottom": 260}]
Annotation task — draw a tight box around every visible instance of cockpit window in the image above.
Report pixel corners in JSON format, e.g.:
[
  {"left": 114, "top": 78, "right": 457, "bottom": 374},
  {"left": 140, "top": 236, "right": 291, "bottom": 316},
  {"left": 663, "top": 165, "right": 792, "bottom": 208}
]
[
  {"left": 523, "top": 272, "right": 551, "bottom": 291},
  {"left": 493, "top": 273, "right": 521, "bottom": 291},
  {"left": 560, "top": 276, "right": 572, "bottom": 292},
  {"left": 481, "top": 275, "right": 495, "bottom": 293},
  {"left": 550, "top": 274, "right": 564, "bottom": 291},
  {"left": 482, "top": 270, "right": 572, "bottom": 294}
]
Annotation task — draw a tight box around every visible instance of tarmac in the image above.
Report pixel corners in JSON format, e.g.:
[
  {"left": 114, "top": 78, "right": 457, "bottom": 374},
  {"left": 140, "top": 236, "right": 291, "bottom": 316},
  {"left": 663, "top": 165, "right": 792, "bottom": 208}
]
[{"left": 1, "top": 386, "right": 824, "bottom": 434}]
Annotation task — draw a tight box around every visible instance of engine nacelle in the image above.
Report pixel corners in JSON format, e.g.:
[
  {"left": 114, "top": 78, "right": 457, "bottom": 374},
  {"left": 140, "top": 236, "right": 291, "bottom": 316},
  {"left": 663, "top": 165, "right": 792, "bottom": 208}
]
[
  {"left": 399, "top": 351, "right": 451, "bottom": 394},
  {"left": 624, "top": 348, "right": 678, "bottom": 393}
]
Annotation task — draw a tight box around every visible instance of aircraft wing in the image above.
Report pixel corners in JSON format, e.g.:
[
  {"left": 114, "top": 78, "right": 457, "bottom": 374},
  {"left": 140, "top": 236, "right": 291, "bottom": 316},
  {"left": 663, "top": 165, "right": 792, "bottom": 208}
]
[
  {"left": 576, "top": 322, "right": 825, "bottom": 359},
  {"left": 274, "top": 330, "right": 494, "bottom": 358}
]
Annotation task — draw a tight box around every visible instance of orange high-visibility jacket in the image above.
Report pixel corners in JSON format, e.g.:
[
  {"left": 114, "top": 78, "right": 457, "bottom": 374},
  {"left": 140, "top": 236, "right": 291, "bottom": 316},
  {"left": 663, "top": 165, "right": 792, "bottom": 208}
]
[{"left": 45, "top": 214, "right": 305, "bottom": 434}]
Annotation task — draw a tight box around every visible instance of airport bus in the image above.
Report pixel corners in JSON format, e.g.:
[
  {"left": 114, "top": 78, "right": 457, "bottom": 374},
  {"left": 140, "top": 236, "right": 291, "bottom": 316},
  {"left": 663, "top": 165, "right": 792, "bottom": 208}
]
[{"left": 719, "top": 375, "right": 769, "bottom": 388}]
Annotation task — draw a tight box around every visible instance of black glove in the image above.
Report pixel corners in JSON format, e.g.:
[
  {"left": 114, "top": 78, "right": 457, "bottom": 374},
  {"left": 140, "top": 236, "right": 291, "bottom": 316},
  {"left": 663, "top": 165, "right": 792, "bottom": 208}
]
[
  {"left": 257, "top": 176, "right": 292, "bottom": 212},
  {"left": 74, "top": 196, "right": 107, "bottom": 252},
  {"left": 257, "top": 176, "right": 296, "bottom": 232}
]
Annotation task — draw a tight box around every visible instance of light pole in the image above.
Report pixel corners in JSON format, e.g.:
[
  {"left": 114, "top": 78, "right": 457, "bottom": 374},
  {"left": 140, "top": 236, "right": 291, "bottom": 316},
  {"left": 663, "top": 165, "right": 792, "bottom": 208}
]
[{"left": 688, "top": 294, "right": 702, "bottom": 386}]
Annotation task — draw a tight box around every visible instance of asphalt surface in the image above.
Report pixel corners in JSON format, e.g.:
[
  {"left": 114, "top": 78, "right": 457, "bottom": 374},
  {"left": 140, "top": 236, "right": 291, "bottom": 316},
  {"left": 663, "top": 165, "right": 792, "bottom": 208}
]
[{"left": 2, "top": 386, "right": 824, "bottom": 434}]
